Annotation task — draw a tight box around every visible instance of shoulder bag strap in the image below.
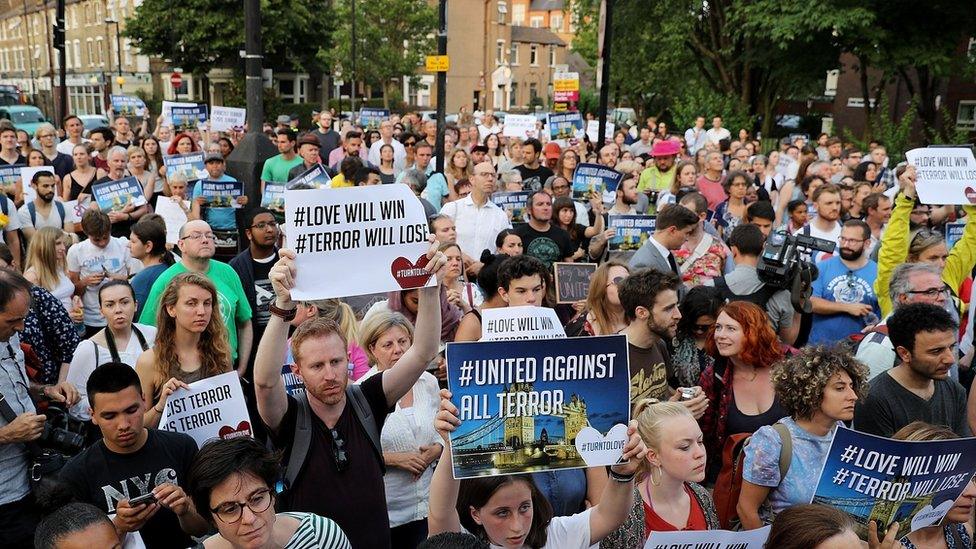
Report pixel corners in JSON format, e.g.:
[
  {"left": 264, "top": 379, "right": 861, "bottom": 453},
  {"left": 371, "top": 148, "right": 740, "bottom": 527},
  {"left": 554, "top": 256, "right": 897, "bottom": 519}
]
[
  {"left": 346, "top": 384, "right": 385, "bottom": 473},
  {"left": 772, "top": 422, "right": 793, "bottom": 481},
  {"left": 284, "top": 393, "right": 312, "bottom": 490},
  {"left": 132, "top": 326, "right": 149, "bottom": 351}
]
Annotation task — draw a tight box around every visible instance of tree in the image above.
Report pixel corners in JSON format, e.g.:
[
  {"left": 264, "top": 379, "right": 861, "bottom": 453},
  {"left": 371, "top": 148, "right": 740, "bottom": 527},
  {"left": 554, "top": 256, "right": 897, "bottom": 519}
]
[
  {"left": 322, "top": 0, "right": 437, "bottom": 109},
  {"left": 124, "top": 0, "right": 329, "bottom": 75}
]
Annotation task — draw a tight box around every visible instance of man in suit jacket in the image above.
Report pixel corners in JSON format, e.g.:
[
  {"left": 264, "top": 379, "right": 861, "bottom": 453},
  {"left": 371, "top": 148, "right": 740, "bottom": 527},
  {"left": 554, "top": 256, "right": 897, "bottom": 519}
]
[{"left": 629, "top": 204, "right": 698, "bottom": 294}]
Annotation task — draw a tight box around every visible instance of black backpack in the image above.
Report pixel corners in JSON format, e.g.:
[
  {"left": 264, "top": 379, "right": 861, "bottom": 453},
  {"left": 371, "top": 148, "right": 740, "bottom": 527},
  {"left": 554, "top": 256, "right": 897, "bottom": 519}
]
[{"left": 713, "top": 276, "right": 780, "bottom": 306}]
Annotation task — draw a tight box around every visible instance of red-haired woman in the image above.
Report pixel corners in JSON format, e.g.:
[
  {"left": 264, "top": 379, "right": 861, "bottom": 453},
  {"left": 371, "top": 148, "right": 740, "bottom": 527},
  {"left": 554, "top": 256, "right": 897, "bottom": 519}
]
[
  {"left": 166, "top": 132, "right": 200, "bottom": 156},
  {"left": 698, "top": 301, "right": 786, "bottom": 480}
]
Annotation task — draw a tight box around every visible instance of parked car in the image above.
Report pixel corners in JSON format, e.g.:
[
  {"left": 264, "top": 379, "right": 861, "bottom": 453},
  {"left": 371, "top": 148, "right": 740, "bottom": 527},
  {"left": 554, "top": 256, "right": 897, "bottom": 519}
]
[
  {"left": 78, "top": 114, "right": 110, "bottom": 136},
  {"left": 0, "top": 105, "right": 48, "bottom": 136}
]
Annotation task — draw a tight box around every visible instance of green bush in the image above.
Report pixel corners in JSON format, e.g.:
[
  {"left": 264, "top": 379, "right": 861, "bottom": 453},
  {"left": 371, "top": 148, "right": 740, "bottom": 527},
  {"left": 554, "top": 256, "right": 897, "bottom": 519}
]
[{"left": 670, "top": 87, "right": 756, "bottom": 138}]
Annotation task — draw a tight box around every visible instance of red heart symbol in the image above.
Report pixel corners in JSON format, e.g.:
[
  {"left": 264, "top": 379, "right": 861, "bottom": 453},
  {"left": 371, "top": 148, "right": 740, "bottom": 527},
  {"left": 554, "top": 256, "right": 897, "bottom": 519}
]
[
  {"left": 391, "top": 254, "right": 432, "bottom": 289},
  {"left": 966, "top": 187, "right": 976, "bottom": 205},
  {"left": 218, "top": 421, "right": 252, "bottom": 440}
]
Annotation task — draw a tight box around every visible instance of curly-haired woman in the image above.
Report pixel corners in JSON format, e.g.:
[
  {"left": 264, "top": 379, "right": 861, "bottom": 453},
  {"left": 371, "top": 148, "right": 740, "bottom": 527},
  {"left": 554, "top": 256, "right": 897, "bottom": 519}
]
[
  {"left": 698, "top": 301, "right": 786, "bottom": 480},
  {"left": 737, "top": 345, "right": 868, "bottom": 529}
]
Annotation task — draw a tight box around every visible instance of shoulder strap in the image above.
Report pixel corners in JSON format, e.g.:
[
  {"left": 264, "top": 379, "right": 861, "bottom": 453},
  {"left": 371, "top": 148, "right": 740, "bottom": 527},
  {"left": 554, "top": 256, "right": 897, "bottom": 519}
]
[
  {"left": 346, "top": 384, "right": 385, "bottom": 473},
  {"left": 801, "top": 225, "right": 812, "bottom": 236},
  {"left": 0, "top": 196, "right": 7, "bottom": 216},
  {"left": 713, "top": 276, "right": 733, "bottom": 300},
  {"left": 132, "top": 325, "right": 149, "bottom": 351},
  {"left": 0, "top": 392, "right": 18, "bottom": 424},
  {"left": 27, "top": 202, "right": 36, "bottom": 225},
  {"left": 55, "top": 201, "right": 65, "bottom": 223},
  {"left": 772, "top": 422, "right": 792, "bottom": 480},
  {"left": 284, "top": 393, "right": 313, "bottom": 490}
]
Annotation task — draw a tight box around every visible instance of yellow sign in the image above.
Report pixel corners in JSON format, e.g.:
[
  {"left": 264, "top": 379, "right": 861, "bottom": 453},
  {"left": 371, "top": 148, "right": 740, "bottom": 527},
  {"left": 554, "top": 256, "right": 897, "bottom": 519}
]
[
  {"left": 553, "top": 71, "right": 580, "bottom": 92},
  {"left": 425, "top": 55, "right": 450, "bottom": 72}
]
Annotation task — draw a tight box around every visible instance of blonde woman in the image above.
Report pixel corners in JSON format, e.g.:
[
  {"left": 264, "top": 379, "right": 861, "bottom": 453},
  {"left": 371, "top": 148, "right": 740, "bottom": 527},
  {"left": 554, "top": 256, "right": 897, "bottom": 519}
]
[
  {"left": 357, "top": 311, "right": 442, "bottom": 547},
  {"left": 24, "top": 226, "right": 78, "bottom": 315},
  {"left": 445, "top": 148, "right": 471, "bottom": 203},
  {"left": 570, "top": 261, "right": 629, "bottom": 336},
  {"left": 127, "top": 146, "right": 158, "bottom": 204},
  {"left": 136, "top": 272, "right": 232, "bottom": 427}
]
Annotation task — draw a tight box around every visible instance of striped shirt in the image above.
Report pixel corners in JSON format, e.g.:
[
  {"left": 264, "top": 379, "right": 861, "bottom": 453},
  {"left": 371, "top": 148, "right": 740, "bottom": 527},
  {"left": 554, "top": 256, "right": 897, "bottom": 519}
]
[{"left": 205, "top": 512, "right": 350, "bottom": 548}]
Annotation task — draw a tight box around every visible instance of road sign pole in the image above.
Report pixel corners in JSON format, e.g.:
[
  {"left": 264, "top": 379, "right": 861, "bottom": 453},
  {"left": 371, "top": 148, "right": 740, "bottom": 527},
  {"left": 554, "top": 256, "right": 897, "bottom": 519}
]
[{"left": 435, "top": 0, "right": 447, "bottom": 174}]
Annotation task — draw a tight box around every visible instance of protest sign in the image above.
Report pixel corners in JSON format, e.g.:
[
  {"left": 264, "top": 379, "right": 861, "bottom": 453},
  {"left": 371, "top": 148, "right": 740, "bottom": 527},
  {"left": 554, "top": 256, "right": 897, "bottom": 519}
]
[
  {"left": 154, "top": 197, "right": 189, "bottom": 244},
  {"left": 491, "top": 191, "right": 529, "bottom": 223},
  {"left": 171, "top": 104, "right": 208, "bottom": 132},
  {"left": 198, "top": 179, "right": 244, "bottom": 208},
  {"left": 161, "top": 100, "right": 198, "bottom": 126},
  {"left": 554, "top": 262, "right": 596, "bottom": 304},
  {"left": 547, "top": 112, "right": 583, "bottom": 142},
  {"left": 946, "top": 221, "right": 965, "bottom": 251},
  {"left": 502, "top": 114, "right": 538, "bottom": 139},
  {"left": 91, "top": 177, "right": 147, "bottom": 212},
  {"left": 645, "top": 526, "right": 770, "bottom": 549},
  {"left": 812, "top": 425, "right": 976, "bottom": 539},
  {"left": 480, "top": 306, "right": 567, "bottom": 341},
  {"left": 445, "top": 334, "right": 630, "bottom": 479},
  {"left": 19, "top": 166, "right": 55, "bottom": 204},
  {"left": 586, "top": 120, "right": 614, "bottom": 144},
  {"left": 284, "top": 184, "right": 434, "bottom": 300},
  {"left": 261, "top": 182, "right": 286, "bottom": 213},
  {"left": 572, "top": 163, "right": 623, "bottom": 200},
  {"left": 0, "top": 164, "right": 23, "bottom": 193},
  {"left": 359, "top": 108, "right": 390, "bottom": 130},
  {"left": 608, "top": 214, "right": 655, "bottom": 252},
  {"left": 776, "top": 154, "right": 798, "bottom": 179},
  {"left": 286, "top": 164, "right": 331, "bottom": 190},
  {"left": 164, "top": 152, "right": 206, "bottom": 182},
  {"left": 63, "top": 198, "right": 90, "bottom": 224},
  {"left": 210, "top": 106, "right": 246, "bottom": 132},
  {"left": 110, "top": 94, "right": 147, "bottom": 117},
  {"left": 905, "top": 147, "right": 976, "bottom": 205},
  {"left": 159, "top": 371, "right": 252, "bottom": 447}
]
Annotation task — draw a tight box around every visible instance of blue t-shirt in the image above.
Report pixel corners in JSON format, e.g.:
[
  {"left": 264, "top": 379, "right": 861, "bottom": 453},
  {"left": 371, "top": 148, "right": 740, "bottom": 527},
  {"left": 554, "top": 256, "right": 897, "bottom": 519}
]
[
  {"left": 131, "top": 263, "right": 169, "bottom": 319},
  {"left": 808, "top": 257, "right": 880, "bottom": 344},
  {"left": 743, "top": 417, "right": 838, "bottom": 523},
  {"left": 191, "top": 174, "right": 238, "bottom": 230}
]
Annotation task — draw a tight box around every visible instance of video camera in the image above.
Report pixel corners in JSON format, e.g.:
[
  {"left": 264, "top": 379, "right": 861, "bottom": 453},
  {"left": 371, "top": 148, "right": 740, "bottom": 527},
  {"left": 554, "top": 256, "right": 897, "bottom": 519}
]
[
  {"left": 38, "top": 405, "right": 86, "bottom": 456},
  {"left": 757, "top": 231, "right": 836, "bottom": 313}
]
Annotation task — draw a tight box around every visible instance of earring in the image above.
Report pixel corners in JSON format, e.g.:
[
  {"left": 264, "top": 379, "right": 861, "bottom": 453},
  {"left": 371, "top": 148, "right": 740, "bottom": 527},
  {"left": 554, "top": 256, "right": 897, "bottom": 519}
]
[{"left": 650, "top": 464, "right": 663, "bottom": 486}]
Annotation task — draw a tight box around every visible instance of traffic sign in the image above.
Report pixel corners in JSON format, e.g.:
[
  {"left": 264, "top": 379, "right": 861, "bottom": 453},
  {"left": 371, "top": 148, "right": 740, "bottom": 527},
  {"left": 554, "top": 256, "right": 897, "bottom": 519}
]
[
  {"left": 170, "top": 72, "right": 183, "bottom": 88},
  {"left": 425, "top": 55, "right": 450, "bottom": 72}
]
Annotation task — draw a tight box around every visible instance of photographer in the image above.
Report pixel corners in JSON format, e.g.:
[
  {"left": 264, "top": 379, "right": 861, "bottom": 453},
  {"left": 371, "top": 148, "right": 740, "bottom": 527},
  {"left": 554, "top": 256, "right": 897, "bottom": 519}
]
[
  {"left": 0, "top": 269, "right": 79, "bottom": 547},
  {"left": 705, "top": 224, "right": 799, "bottom": 345}
]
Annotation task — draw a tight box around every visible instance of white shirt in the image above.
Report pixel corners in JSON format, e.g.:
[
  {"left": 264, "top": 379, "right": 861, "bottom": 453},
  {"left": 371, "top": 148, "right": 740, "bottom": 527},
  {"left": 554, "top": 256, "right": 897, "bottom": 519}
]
[
  {"left": 462, "top": 508, "right": 592, "bottom": 549},
  {"left": 684, "top": 126, "right": 707, "bottom": 154},
  {"left": 56, "top": 137, "right": 90, "bottom": 155},
  {"left": 66, "top": 237, "right": 131, "bottom": 326},
  {"left": 367, "top": 137, "right": 407, "bottom": 171},
  {"left": 803, "top": 220, "right": 842, "bottom": 262},
  {"left": 0, "top": 196, "right": 22, "bottom": 244},
  {"left": 67, "top": 323, "right": 158, "bottom": 420},
  {"left": 440, "top": 194, "right": 512, "bottom": 258},
  {"left": 356, "top": 368, "right": 440, "bottom": 527},
  {"left": 649, "top": 234, "right": 674, "bottom": 271},
  {"left": 17, "top": 200, "right": 67, "bottom": 231},
  {"left": 705, "top": 126, "right": 731, "bottom": 146}
]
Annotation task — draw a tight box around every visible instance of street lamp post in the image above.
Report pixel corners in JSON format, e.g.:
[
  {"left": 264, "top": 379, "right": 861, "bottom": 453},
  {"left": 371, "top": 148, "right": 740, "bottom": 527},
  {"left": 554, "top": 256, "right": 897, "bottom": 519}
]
[{"left": 104, "top": 19, "right": 123, "bottom": 92}]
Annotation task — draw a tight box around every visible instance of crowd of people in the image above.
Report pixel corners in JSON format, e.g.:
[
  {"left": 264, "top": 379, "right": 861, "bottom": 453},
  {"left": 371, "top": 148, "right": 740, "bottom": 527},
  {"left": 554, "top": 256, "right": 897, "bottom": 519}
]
[{"left": 0, "top": 106, "right": 973, "bottom": 549}]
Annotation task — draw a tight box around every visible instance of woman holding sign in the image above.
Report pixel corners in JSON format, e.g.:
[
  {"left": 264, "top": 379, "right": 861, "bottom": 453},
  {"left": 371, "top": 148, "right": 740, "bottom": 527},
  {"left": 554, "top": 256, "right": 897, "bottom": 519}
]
[
  {"left": 136, "top": 272, "right": 232, "bottom": 428},
  {"left": 62, "top": 144, "right": 106, "bottom": 202},
  {"left": 737, "top": 346, "right": 868, "bottom": 529},
  {"left": 429, "top": 390, "right": 648, "bottom": 549},
  {"left": 569, "top": 260, "right": 629, "bottom": 337}
]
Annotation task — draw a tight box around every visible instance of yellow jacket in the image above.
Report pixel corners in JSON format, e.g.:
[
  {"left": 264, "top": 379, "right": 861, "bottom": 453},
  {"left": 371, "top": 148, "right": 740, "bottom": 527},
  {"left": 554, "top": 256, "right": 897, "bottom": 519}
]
[{"left": 876, "top": 192, "right": 976, "bottom": 316}]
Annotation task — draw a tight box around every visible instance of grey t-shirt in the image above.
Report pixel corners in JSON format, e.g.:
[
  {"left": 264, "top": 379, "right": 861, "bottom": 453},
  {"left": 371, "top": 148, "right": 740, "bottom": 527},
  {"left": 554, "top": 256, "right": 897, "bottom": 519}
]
[
  {"left": 708, "top": 265, "right": 794, "bottom": 332},
  {"left": 853, "top": 371, "right": 970, "bottom": 438}
]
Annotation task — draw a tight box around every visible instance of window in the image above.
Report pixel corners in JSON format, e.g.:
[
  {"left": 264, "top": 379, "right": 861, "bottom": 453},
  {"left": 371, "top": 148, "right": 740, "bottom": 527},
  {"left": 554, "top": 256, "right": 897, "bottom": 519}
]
[
  {"left": 530, "top": 44, "right": 538, "bottom": 65},
  {"left": 69, "top": 85, "right": 105, "bottom": 115},
  {"left": 957, "top": 101, "right": 976, "bottom": 131},
  {"left": 510, "top": 43, "right": 519, "bottom": 65},
  {"left": 86, "top": 38, "right": 93, "bottom": 66},
  {"left": 95, "top": 1, "right": 102, "bottom": 21},
  {"left": 123, "top": 38, "right": 132, "bottom": 67},
  {"left": 497, "top": 1, "right": 507, "bottom": 24},
  {"left": 530, "top": 16, "right": 543, "bottom": 28},
  {"left": 496, "top": 40, "right": 505, "bottom": 65},
  {"left": 512, "top": 4, "right": 525, "bottom": 25},
  {"left": 551, "top": 13, "right": 563, "bottom": 31},
  {"left": 96, "top": 37, "right": 104, "bottom": 66},
  {"left": 511, "top": 82, "right": 519, "bottom": 105},
  {"left": 549, "top": 45, "right": 556, "bottom": 66},
  {"left": 73, "top": 40, "right": 81, "bottom": 69},
  {"left": 969, "top": 37, "right": 976, "bottom": 61},
  {"left": 529, "top": 82, "right": 538, "bottom": 102},
  {"left": 824, "top": 69, "right": 839, "bottom": 97}
]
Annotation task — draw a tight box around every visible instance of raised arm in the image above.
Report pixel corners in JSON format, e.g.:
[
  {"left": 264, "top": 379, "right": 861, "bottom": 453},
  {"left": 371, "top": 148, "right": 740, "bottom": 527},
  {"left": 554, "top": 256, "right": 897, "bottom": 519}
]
[
  {"left": 875, "top": 167, "right": 916, "bottom": 317},
  {"left": 586, "top": 420, "right": 644, "bottom": 544},
  {"left": 427, "top": 389, "right": 463, "bottom": 536},
  {"left": 253, "top": 249, "right": 297, "bottom": 433},
  {"left": 381, "top": 238, "right": 447, "bottom": 407}
]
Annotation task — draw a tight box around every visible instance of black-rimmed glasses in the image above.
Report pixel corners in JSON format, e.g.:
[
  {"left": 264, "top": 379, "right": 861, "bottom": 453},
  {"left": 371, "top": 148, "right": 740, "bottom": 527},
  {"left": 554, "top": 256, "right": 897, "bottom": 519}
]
[{"left": 211, "top": 488, "right": 274, "bottom": 524}]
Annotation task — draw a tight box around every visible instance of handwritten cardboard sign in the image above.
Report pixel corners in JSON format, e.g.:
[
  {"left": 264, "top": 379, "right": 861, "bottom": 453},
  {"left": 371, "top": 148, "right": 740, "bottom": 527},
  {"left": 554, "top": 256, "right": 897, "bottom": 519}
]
[{"left": 554, "top": 262, "right": 596, "bottom": 304}]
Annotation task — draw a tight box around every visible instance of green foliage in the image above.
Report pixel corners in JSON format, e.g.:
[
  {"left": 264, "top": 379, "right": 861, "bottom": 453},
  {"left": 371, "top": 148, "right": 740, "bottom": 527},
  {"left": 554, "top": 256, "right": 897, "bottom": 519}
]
[
  {"left": 842, "top": 93, "right": 916, "bottom": 164},
  {"left": 221, "top": 79, "right": 284, "bottom": 124},
  {"left": 124, "top": 0, "right": 329, "bottom": 75},
  {"left": 577, "top": 88, "right": 599, "bottom": 117},
  {"left": 933, "top": 107, "right": 973, "bottom": 146},
  {"left": 321, "top": 0, "right": 436, "bottom": 105},
  {"left": 669, "top": 87, "right": 756, "bottom": 137}
]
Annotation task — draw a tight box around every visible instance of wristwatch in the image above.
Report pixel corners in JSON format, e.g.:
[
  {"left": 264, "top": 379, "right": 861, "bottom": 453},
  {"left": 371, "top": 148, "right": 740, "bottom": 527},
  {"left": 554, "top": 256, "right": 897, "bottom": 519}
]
[{"left": 269, "top": 302, "right": 297, "bottom": 321}]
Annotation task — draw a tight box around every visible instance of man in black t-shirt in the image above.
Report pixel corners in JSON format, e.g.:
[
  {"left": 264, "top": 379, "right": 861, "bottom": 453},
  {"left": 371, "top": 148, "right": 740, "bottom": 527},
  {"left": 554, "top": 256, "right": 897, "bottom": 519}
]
[
  {"left": 253, "top": 243, "right": 448, "bottom": 548},
  {"left": 230, "top": 207, "right": 280, "bottom": 377},
  {"left": 59, "top": 363, "right": 208, "bottom": 549},
  {"left": 514, "top": 138, "right": 554, "bottom": 192},
  {"left": 514, "top": 191, "right": 574, "bottom": 268}
]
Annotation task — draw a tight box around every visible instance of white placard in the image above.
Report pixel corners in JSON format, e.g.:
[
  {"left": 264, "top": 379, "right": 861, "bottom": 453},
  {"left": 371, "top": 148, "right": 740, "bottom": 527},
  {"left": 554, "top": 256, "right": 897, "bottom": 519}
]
[
  {"left": 480, "top": 305, "right": 567, "bottom": 341},
  {"left": 905, "top": 147, "right": 976, "bottom": 205},
  {"left": 210, "top": 106, "right": 246, "bottom": 132},
  {"left": 153, "top": 197, "right": 189, "bottom": 244},
  {"left": 502, "top": 114, "right": 538, "bottom": 139},
  {"left": 161, "top": 100, "right": 199, "bottom": 128},
  {"left": 645, "top": 526, "right": 771, "bottom": 549},
  {"left": 20, "top": 166, "right": 55, "bottom": 204},
  {"left": 63, "top": 198, "right": 90, "bottom": 224},
  {"left": 284, "top": 184, "right": 435, "bottom": 300},
  {"left": 158, "top": 371, "right": 252, "bottom": 447},
  {"left": 586, "top": 120, "right": 614, "bottom": 144}
]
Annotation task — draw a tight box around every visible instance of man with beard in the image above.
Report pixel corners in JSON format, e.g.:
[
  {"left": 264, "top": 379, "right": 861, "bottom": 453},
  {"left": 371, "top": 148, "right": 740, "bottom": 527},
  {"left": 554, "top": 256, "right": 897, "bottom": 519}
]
[
  {"left": 636, "top": 140, "right": 680, "bottom": 195},
  {"left": 808, "top": 220, "right": 880, "bottom": 344},
  {"left": 514, "top": 138, "right": 553, "bottom": 191},
  {"left": 17, "top": 171, "right": 71, "bottom": 242},
  {"left": 617, "top": 268, "right": 708, "bottom": 418},
  {"left": 513, "top": 190, "right": 574, "bottom": 268},
  {"left": 800, "top": 183, "right": 843, "bottom": 262},
  {"left": 253, "top": 243, "right": 446, "bottom": 548},
  {"left": 587, "top": 176, "right": 643, "bottom": 259},
  {"left": 862, "top": 192, "right": 892, "bottom": 255}
]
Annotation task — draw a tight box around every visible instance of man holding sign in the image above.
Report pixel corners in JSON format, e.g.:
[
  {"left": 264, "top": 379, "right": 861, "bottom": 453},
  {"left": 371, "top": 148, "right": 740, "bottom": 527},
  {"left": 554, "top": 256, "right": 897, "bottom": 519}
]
[{"left": 253, "top": 240, "right": 447, "bottom": 548}]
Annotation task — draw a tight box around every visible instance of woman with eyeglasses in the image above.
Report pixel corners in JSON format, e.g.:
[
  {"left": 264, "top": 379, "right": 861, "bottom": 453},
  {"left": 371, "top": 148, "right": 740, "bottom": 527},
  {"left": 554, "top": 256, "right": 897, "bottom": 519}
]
[
  {"left": 136, "top": 272, "right": 232, "bottom": 428},
  {"left": 356, "top": 310, "right": 442, "bottom": 548},
  {"left": 401, "top": 133, "right": 418, "bottom": 169},
  {"left": 566, "top": 261, "right": 629, "bottom": 337},
  {"left": 737, "top": 346, "right": 868, "bottom": 529},
  {"left": 671, "top": 286, "right": 723, "bottom": 388},
  {"left": 874, "top": 166, "right": 976, "bottom": 321},
  {"left": 713, "top": 170, "right": 750, "bottom": 242},
  {"left": 188, "top": 437, "right": 351, "bottom": 549}
]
